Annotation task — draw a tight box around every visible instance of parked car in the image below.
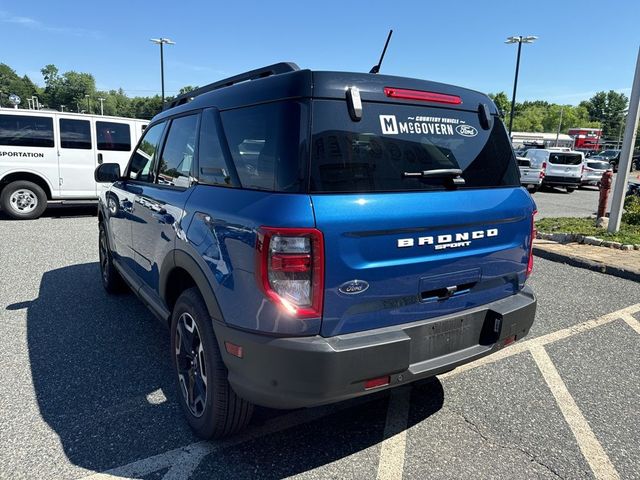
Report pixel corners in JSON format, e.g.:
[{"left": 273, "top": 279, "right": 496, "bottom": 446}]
[
  {"left": 524, "top": 148, "right": 584, "bottom": 193},
  {"left": 0, "top": 108, "right": 148, "bottom": 219},
  {"left": 581, "top": 159, "right": 611, "bottom": 187},
  {"left": 95, "top": 62, "right": 537, "bottom": 438},
  {"left": 517, "top": 156, "right": 543, "bottom": 192}
]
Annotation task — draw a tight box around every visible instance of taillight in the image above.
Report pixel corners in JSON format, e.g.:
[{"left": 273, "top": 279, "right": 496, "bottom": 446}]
[
  {"left": 526, "top": 210, "right": 537, "bottom": 278},
  {"left": 541, "top": 162, "right": 547, "bottom": 170},
  {"left": 384, "top": 87, "right": 462, "bottom": 105},
  {"left": 256, "top": 227, "right": 324, "bottom": 318}
]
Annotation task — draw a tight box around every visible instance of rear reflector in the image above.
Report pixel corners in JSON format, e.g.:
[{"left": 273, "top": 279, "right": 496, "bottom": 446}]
[
  {"left": 384, "top": 87, "right": 462, "bottom": 105},
  {"left": 225, "top": 341, "right": 244, "bottom": 358},
  {"left": 364, "top": 376, "right": 390, "bottom": 390},
  {"left": 526, "top": 210, "right": 537, "bottom": 278},
  {"left": 503, "top": 335, "right": 516, "bottom": 346}
]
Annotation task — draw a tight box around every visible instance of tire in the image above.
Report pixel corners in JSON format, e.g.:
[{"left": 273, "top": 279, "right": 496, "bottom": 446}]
[
  {"left": 565, "top": 187, "right": 575, "bottom": 193},
  {"left": 528, "top": 186, "right": 539, "bottom": 194},
  {"left": 98, "top": 222, "right": 126, "bottom": 294},
  {"left": 0, "top": 180, "right": 47, "bottom": 220},
  {"left": 171, "top": 287, "right": 253, "bottom": 439}
]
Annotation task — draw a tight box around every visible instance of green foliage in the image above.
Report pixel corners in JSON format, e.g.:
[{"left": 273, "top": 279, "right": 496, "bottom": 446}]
[
  {"left": 622, "top": 195, "right": 640, "bottom": 226},
  {"left": 536, "top": 217, "right": 640, "bottom": 245},
  {"left": 488, "top": 92, "right": 510, "bottom": 116},
  {"left": 580, "top": 90, "right": 628, "bottom": 140}
]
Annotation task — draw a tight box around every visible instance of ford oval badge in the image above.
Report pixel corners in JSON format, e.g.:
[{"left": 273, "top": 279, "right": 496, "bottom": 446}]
[{"left": 338, "top": 280, "right": 369, "bottom": 295}]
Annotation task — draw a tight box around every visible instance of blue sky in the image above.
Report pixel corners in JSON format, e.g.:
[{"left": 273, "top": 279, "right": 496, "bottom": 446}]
[{"left": 1, "top": 0, "right": 638, "bottom": 104}]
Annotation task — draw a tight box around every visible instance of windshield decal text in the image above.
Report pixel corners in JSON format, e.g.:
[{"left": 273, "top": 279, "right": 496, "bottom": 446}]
[{"left": 380, "top": 114, "right": 475, "bottom": 137}]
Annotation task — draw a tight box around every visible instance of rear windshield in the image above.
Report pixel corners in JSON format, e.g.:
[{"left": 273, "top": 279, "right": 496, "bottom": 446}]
[
  {"left": 548, "top": 153, "right": 582, "bottom": 165},
  {"left": 587, "top": 161, "right": 609, "bottom": 170},
  {"left": 309, "top": 100, "right": 519, "bottom": 193},
  {"left": 517, "top": 158, "right": 531, "bottom": 167}
]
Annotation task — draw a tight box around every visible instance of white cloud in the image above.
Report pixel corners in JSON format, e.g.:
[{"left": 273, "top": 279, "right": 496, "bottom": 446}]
[{"left": 0, "top": 10, "right": 102, "bottom": 39}]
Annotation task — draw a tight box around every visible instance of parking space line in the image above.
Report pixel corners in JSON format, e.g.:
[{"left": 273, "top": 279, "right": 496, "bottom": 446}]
[
  {"left": 620, "top": 313, "right": 640, "bottom": 335},
  {"left": 440, "top": 303, "right": 640, "bottom": 380},
  {"left": 79, "top": 303, "right": 640, "bottom": 480},
  {"left": 530, "top": 345, "right": 620, "bottom": 480},
  {"left": 376, "top": 387, "right": 411, "bottom": 480}
]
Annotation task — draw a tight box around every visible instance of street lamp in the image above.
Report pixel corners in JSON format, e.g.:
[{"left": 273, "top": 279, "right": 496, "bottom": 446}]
[
  {"left": 85, "top": 94, "right": 91, "bottom": 114},
  {"left": 150, "top": 37, "right": 175, "bottom": 103},
  {"left": 98, "top": 97, "right": 105, "bottom": 116},
  {"left": 60, "top": 105, "right": 65, "bottom": 112},
  {"left": 505, "top": 35, "right": 538, "bottom": 136}
]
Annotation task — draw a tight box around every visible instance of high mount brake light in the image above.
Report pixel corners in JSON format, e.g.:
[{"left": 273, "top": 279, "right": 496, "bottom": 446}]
[
  {"left": 384, "top": 87, "right": 462, "bottom": 105},
  {"left": 527, "top": 210, "right": 537, "bottom": 278},
  {"left": 256, "top": 227, "right": 324, "bottom": 319}
]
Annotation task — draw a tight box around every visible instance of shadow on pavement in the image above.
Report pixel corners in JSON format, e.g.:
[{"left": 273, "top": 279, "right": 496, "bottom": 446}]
[
  {"left": 0, "top": 204, "right": 97, "bottom": 220},
  {"left": 17, "top": 262, "right": 445, "bottom": 477}
]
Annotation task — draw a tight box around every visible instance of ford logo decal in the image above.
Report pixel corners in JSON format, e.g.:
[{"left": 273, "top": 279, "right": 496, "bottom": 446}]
[
  {"left": 338, "top": 280, "right": 369, "bottom": 295},
  {"left": 456, "top": 124, "right": 478, "bottom": 137}
]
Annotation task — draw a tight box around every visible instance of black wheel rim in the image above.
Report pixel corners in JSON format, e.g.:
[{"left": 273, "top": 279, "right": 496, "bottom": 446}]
[
  {"left": 99, "top": 230, "right": 109, "bottom": 283},
  {"left": 175, "top": 312, "right": 208, "bottom": 418}
]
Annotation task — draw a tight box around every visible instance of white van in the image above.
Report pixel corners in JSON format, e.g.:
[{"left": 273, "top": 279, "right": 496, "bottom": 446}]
[
  {"left": 524, "top": 148, "right": 584, "bottom": 193},
  {"left": 0, "top": 108, "right": 147, "bottom": 219}
]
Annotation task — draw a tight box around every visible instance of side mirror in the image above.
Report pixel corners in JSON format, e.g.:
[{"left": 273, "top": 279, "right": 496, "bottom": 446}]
[{"left": 95, "top": 163, "right": 121, "bottom": 183}]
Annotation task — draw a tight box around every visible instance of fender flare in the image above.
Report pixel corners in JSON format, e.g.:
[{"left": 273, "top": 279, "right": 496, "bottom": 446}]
[{"left": 163, "top": 249, "right": 224, "bottom": 324}]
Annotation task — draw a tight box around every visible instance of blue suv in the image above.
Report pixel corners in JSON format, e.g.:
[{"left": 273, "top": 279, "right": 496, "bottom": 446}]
[{"left": 95, "top": 62, "right": 537, "bottom": 438}]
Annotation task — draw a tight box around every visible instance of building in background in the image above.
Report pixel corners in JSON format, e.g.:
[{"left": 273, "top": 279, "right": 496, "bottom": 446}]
[
  {"left": 567, "top": 127, "right": 602, "bottom": 152},
  {"left": 510, "top": 131, "right": 574, "bottom": 149}
]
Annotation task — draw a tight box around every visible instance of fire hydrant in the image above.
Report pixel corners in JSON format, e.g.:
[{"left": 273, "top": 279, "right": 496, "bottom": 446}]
[{"left": 597, "top": 170, "right": 613, "bottom": 220}]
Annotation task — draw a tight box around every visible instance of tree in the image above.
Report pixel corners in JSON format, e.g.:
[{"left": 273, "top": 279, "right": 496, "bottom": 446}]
[
  {"left": 581, "top": 90, "right": 628, "bottom": 140},
  {"left": 0, "top": 64, "right": 39, "bottom": 107},
  {"left": 488, "top": 92, "right": 510, "bottom": 117}
]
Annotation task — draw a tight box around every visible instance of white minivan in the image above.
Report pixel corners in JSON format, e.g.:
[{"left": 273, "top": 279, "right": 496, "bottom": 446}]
[
  {"left": 524, "top": 148, "right": 584, "bottom": 193},
  {"left": 0, "top": 108, "right": 147, "bottom": 219}
]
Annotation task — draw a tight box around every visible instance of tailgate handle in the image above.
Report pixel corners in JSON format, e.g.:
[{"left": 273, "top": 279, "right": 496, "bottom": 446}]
[{"left": 421, "top": 282, "right": 476, "bottom": 302}]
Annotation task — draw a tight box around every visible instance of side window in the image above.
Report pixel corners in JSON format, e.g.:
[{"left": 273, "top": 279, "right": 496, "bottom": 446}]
[
  {"left": 157, "top": 114, "right": 199, "bottom": 188},
  {"left": 0, "top": 115, "right": 54, "bottom": 148},
  {"left": 198, "top": 109, "right": 235, "bottom": 187},
  {"left": 128, "top": 122, "right": 165, "bottom": 182},
  {"left": 60, "top": 119, "right": 91, "bottom": 149},
  {"left": 96, "top": 121, "right": 131, "bottom": 151}
]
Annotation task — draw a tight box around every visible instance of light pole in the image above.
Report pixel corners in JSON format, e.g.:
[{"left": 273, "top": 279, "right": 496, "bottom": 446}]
[
  {"left": 150, "top": 37, "right": 175, "bottom": 103},
  {"left": 85, "top": 94, "right": 90, "bottom": 114},
  {"left": 505, "top": 35, "right": 538, "bottom": 136},
  {"left": 60, "top": 105, "right": 65, "bottom": 112},
  {"left": 98, "top": 97, "right": 105, "bottom": 116}
]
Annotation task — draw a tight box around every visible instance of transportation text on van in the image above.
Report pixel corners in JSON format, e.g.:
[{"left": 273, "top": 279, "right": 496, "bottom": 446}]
[{"left": 397, "top": 228, "right": 499, "bottom": 250}]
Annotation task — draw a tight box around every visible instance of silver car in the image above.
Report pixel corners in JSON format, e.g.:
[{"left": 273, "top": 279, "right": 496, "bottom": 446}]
[
  {"left": 518, "top": 157, "right": 543, "bottom": 193},
  {"left": 581, "top": 160, "right": 611, "bottom": 186}
]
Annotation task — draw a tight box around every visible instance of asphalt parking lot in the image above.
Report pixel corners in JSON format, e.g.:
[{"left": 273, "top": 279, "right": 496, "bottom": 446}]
[{"left": 0, "top": 207, "right": 639, "bottom": 480}]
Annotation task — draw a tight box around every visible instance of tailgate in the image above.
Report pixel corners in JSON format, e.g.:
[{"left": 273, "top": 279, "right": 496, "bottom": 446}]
[{"left": 313, "top": 189, "right": 534, "bottom": 336}]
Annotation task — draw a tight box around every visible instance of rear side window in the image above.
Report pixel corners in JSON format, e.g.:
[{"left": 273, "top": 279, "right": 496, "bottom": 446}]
[
  {"left": 157, "top": 114, "right": 199, "bottom": 188},
  {"left": 0, "top": 115, "right": 54, "bottom": 148},
  {"left": 220, "top": 101, "right": 307, "bottom": 192},
  {"left": 310, "top": 100, "right": 519, "bottom": 193},
  {"left": 96, "top": 121, "right": 131, "bottom": 151},
  {"left": 60, "top": 119, "right": 91, "bottom": 149},
  {"left": 198, "top": 109, "right": 235, "bottom": 187},
  {"left": 548, "top": 153, "right": 582, "bottom": 165}
]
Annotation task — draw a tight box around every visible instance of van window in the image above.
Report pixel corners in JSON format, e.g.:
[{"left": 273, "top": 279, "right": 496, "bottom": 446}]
[
  {"left": 198, "top": 109, "right": 236, "bottom": 187},
  {"left": 548, "top": 153, "right": 582, "bottom": 165},
  {"left": 0, "top": 115, "right": 54, "bottom": 148},
  {"left": 157, "top": 114, "right": 199, "bottom": 188},
  {"left": 128, "top": 122, "right": 165, "bottom": 182},
  {"left": 96, "top": 121, "right": 131, "bottom": 151},
  {"left": 60, "top": 119, "right": 91, "bottom": 149},
  {"left": 310, "top": 100, "right": 520, "bottom": 193},
  {"left": 220, "top": 101, "right": 307, "bottom": 192},
  {"left": 517, "top": 158, "right": 531, "bottom": 167}
]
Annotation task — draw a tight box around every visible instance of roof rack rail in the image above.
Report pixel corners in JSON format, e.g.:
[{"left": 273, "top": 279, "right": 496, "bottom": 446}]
[{"left": 164, "top": 62, "right": 300, "bottom": 110}]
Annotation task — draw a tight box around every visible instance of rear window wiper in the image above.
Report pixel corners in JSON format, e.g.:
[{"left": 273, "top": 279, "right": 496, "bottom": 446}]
[{"left": 403, "top": 169, "right": 465, "bottom": 188}]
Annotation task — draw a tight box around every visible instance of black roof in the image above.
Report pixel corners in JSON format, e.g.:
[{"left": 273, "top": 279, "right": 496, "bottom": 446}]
[{"left": 153, "top": 62, "right": 497, "bottom": 123}]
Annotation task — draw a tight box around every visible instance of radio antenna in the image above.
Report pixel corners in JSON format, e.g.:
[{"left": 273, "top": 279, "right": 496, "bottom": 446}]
[{"left": 369, "top": 30, "right": 393, "bottom": 74}]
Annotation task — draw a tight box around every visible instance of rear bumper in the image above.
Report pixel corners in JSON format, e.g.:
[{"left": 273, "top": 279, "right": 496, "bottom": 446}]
[
  {"left": 215, "top": 287, "right": 537, "bottom": 409},
  {"left": 543, "top": 175, "right": 581, "bottom": 186}
]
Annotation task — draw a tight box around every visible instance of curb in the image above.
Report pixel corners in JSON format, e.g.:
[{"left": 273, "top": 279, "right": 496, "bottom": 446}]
[{"left": 533, "top": 245, "right": 640, "bottom": 282}]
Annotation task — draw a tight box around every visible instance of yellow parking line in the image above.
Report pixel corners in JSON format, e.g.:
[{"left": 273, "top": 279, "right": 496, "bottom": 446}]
[
  {"left": 376, "top": 387, "right": 412, "bottom": 480},
  {"left": 620, "top": 313, "right": 640, "bottom": 335},
  {"left": 530, "top": 345, "right": 620, "bottom": 480}
]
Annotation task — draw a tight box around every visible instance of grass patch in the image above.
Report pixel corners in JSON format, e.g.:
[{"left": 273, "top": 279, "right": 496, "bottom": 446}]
[{"left": 536, "top": 217, "right": 640, "bottom": 245}]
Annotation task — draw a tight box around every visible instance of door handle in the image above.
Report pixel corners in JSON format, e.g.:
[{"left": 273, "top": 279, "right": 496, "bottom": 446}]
[{"left": 98, "top": 153, "right": 103, "bottom": 164}]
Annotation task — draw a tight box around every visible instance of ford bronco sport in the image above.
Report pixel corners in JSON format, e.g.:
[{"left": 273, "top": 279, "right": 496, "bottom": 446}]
[{"left": 95, "top": 62, "right": 537, "bottom": 438}]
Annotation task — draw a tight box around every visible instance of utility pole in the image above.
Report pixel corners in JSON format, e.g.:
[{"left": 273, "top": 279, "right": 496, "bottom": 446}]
[
  {"left": 555, "top": 107, "right": 564, "bottom": 147},
  {"left": 608, "top": 47, "right": 640, "bottom": 233},
  {"left": 98, "top": 97, "right": 105, "bottom": 115},
  {"left": 150, "top": 38, "right": 175, "bottom": 103}
]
